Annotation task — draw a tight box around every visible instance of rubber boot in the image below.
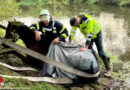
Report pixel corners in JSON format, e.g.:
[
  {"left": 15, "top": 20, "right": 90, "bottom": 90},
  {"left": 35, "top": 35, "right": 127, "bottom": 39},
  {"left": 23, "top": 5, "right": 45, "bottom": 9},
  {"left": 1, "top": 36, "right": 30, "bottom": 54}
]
[
  {"left": 93, "top": 53, "right": 98, "bottom": 61},
  {"left": 102, "top": 57, "right": 111, "bottom": 77}
]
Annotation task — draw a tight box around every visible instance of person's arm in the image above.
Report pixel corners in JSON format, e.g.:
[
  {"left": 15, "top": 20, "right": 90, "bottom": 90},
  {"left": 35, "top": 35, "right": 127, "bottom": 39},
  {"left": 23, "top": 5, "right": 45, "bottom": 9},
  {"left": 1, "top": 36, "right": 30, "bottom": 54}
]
[
  {"left": 85, "top": 21, "right": 94, "bottom": 47},
  {"left": 80, "top": 20, "right": 93, "bottom": 51},
  {"left": 29, "top": 22, "right": 41, "bottom": 41},
  {"left": 29, "top": 23, "right": 37, "bottom": 31},
  {"left": 67, "top": 26, "right": 77, "bottom": 44},
  {"left": 53, "top": 21, "right": 68, "bottom": 43}
]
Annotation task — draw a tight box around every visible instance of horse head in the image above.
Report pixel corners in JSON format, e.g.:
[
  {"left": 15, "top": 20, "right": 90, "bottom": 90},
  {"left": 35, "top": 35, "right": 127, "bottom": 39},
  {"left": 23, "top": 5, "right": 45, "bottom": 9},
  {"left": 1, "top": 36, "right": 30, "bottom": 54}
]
[
  {"left": 5, "top": 20, "right": 48, "bottom": 55},
  {"left": 5, "top": 21, "right": 24, "bottom": 42},
  {"left": 4, "top": 21, "right": 46, "bottom": 70}
]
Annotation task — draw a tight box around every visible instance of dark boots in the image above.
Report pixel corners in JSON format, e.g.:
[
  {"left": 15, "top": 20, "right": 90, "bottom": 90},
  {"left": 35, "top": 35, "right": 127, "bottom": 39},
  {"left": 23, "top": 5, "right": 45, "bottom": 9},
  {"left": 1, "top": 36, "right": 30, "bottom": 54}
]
[{"left": 102, "top": 57, "right": 111, "bottom": 76}]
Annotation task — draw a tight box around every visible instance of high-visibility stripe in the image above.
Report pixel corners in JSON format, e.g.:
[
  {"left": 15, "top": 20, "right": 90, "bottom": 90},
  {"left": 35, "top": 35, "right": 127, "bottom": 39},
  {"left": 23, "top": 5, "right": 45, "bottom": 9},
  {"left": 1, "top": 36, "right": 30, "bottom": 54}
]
[
  {"left": 70, "top": 28, "right": 77, "bottom": 40},
  {"left": 70, "top": 33, "right": 75, "bottom": 36},
  {"left": 53, "top": 27, "right": 56, "bottom": 30},
  {"left": 71, "top": 31, "right": 76, "bottom": 34},
  {"left": 60, "top": 26, "right": 65, "bottom": 33},
  {"left": 84, "top": 18, "right": 93, "bottom": 25},
  {"left": 61, "top": 33, "right": 67, "bottom": 38},
  {"left": 71, "top": 29, "right": 76, "bottom": 33},
  {"left": 42, "top": 28, "right": 46, "bottom": 32},
  {"left": 30, "top": 26, "right": 36, "bottom": 30},
  {"left": 71, "top": 29, "right": 76, "bottom": 32},
  {"left": 85, "top": 19, "right": 89, "bottom": 24},
  {"left": 52, "top": 20, "right": 55, "bottom": 28},
  {"left": 86, "top": 38, "right": 91, "bottom": 41},
  {"left": 86, "top": 33, "right": 93, "bottom": 38},
  {"left": 94, "top": 26, "right": 99, "bottom": 34},
  {"left": 71, "top": 31, "right": 75, "bottom": 34},
  {"left": 71, "top": 29, "right": 76, "bottom": 34},
  {"left": 53, "top": 30, "right": 57, "bottom": 33},
  {"left": 71, "top": 35, "right": 74, "bottom": 40},
  {"left": 93, "top": 25, "right": 96, "bottom": 30},
  {"left": 45, "top": 28, "right": 52, "bottom": 31},
  {"left": 72, "top": 26, "right": 77, "bottom": 29},
  {"left": 70, "top": 27, "right": 77, "bottom": 40},
  {"left": 36, "top": 22, "right": 40, "bottom": 30},
  {"left": 70, "top": 33, "right": 75, "bottom": 40},
  {"left": 88, "top": 33, "right": 93, "bottom": 37}
]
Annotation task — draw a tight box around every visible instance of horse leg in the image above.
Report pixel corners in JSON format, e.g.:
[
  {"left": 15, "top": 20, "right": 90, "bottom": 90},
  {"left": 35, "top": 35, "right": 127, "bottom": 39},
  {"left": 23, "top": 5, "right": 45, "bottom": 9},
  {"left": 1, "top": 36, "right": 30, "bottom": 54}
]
[
  {"left": 26, "top": 55, "right": 43, "bottom": 70},
  {"left": 0, "top": 50, "right": 43, "bottom": 70},
  {"left": 0, "top": 50, "right": 27, "bottom": 61}
]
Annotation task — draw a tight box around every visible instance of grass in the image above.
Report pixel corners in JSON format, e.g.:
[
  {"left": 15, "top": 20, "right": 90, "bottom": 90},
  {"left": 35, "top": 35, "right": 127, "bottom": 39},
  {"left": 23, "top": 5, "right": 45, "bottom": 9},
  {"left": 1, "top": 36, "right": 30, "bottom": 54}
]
[
  {"left": 0, "top": 45, "right": 129, "bottom": 89},
  {"left": 0, "top": 43, "right": 65, "bottom": 89},
  {"left": 0, "top": 28, "right": 6, "bottom": 38},
  {"left": 0, "top": 28, "right": 129, "bottom": 89},
  {"left": 0, "top": 77, "right": 64, "bottom": 90}
]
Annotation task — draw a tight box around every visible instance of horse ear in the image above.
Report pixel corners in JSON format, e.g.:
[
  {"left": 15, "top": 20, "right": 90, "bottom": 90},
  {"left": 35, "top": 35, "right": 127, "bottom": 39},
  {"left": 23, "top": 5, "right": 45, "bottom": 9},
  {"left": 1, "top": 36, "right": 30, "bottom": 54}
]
[
  {"left": 8, "top": 21, "right": 11, "bottom": 24},
  {"left": 13, "top": 18, "right": 16, "bottom": 21}
]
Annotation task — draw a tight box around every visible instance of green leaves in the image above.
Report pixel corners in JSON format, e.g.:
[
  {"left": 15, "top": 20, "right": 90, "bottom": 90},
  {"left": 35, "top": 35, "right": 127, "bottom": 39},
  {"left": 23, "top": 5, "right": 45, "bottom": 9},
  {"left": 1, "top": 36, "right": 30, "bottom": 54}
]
[
  {"left": 119, "top": 0, "right": 130, "bottom": 6},
  {"left": 0, "top": 0, "right": 20, "bottom": 21}
]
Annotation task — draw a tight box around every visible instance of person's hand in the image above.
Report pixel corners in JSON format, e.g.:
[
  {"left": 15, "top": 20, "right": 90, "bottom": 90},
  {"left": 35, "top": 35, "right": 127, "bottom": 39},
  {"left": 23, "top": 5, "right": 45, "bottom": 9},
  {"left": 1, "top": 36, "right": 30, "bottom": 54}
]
[
  {"left": 52, "top": 37, "right": 60, "bottom": 44},
  {"left": 80, "top": 45, "right": 88, "bottom": 52},
  {"left": 34, "top": 30, "right": 41, "bottom": 41},
  {"left": 67, "top": 40, "right": 71, "bottom": 45}
]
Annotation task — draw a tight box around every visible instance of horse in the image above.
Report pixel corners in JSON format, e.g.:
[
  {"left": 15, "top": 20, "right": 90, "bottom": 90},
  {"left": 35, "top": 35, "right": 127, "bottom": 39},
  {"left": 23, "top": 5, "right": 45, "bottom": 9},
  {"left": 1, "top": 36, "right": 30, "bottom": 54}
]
[{"left": 4, "top": 21, "right": 50, "bottom": 70}]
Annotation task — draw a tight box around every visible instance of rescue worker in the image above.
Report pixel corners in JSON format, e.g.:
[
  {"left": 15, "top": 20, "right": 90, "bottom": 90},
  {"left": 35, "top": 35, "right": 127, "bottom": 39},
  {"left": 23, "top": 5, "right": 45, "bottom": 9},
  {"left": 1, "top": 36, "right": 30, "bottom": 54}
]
[
  {"left": 30, "top": 9, "right": 68, "bottom": 76},
  {"left": 30, "top": 9, "right": 68, "bottom": 44},
  {"left": 68, "top": 14, "right": 111, "bottom": 76}
]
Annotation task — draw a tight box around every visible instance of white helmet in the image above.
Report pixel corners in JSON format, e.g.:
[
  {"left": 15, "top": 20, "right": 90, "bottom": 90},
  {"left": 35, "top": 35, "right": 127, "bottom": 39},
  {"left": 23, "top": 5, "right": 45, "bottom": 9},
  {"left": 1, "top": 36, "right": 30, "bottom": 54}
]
[{"left": 39, "top": 9, "right": 51, "bottom": 21}]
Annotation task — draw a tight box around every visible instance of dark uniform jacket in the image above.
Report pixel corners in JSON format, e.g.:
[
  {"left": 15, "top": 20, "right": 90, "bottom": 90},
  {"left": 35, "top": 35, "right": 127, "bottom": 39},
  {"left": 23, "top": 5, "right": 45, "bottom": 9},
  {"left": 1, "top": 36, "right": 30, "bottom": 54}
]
[
  {"left": 29, "top": 19, "right": 68, "bottom": 54},
  {"left": 30, "top": 19, "right": 68, "bottom": 42}
]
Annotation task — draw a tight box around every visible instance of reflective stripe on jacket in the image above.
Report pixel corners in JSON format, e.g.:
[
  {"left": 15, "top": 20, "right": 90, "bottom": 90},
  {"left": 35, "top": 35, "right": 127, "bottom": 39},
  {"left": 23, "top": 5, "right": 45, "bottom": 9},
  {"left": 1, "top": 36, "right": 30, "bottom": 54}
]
[{"left": 29, "top": 20, "right": 68, "bottom": 40}]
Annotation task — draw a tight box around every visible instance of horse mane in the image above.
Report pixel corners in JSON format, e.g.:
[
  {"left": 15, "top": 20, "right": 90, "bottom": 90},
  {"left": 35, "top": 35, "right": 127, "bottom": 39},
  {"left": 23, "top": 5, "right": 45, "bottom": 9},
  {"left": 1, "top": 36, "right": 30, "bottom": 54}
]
[
  {"left": 16, "top": 25, "right": 36, "bottom": 45},
  {"left": 5, "top": 21, "right": 36, "bottom": 46}
]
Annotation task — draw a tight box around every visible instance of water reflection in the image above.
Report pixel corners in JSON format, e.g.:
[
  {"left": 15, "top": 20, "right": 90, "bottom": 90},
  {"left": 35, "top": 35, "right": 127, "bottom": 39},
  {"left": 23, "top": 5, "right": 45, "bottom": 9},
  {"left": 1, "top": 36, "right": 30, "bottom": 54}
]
[{"left": 20, "top": 4, "right": 130, "bottom": 61}]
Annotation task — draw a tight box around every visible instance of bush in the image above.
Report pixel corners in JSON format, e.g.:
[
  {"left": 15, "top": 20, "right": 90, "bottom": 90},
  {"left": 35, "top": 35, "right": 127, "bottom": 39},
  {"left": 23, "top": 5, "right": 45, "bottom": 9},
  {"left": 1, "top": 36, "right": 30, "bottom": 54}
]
[{"left": 0, "top": 0, "right": 20, "bottom": 21}]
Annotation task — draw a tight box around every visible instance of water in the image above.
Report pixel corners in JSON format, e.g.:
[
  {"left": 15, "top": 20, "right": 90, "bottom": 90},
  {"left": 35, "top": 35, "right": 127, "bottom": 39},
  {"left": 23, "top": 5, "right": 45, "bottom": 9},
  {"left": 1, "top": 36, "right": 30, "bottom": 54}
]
[
  {"left": 17, "top": 4, "right": 130, "bottom": 88},
  {"left": 19, "top": 4, "right": 130, "bottom": 61},
  {"left": 0, "top": 3, "right": 129, "bottom": 89}
]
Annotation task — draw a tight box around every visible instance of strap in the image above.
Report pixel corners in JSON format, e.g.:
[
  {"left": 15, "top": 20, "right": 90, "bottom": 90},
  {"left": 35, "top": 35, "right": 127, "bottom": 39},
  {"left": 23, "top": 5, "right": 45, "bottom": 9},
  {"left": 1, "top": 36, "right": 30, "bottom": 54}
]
[
  {"left": 52, "top": 19, "right": 55, "bottom": 29},
  {"left": 0, "top": 38, "right": 100, "bottom": 78},
  {"left": 0, "top": 74, "right": 72, "bottom": 84}
]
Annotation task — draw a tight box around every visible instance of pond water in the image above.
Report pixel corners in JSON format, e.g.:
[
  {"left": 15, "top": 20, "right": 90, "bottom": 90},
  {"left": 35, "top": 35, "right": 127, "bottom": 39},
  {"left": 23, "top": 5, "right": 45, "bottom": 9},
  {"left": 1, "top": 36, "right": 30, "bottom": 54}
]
[
  {"left": 19, "top": 4, "right": 130, "bottom": 61},
  {"left": 0, "top": 3, "right": 129, "bottom": 89},
  {"left": 17, "top": 4, "right": 130, "bottom": 88}
]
